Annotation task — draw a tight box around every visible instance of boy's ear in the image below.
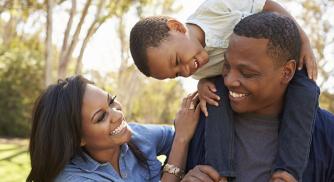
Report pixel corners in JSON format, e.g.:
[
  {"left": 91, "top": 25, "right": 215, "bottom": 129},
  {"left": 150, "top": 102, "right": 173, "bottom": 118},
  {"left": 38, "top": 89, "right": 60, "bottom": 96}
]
[
  {"left": 167, "top": 19, "right": 186, "bottom": 33},
  {"left": 281, "top": 59, "right": 296, "bottom": 84}
]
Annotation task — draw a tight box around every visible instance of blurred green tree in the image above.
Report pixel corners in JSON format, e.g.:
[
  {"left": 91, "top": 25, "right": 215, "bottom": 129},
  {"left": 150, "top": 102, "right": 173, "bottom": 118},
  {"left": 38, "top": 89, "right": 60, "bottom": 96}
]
[{"left": 0, "top": 36, "right": 44, "bottom": 137}]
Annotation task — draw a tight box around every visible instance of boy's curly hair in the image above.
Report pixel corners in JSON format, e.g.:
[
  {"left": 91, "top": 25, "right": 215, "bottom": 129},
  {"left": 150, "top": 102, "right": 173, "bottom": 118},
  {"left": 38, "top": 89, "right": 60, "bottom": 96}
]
[{"left": 130, "top": 16, "right": 171, "bottom": 76}]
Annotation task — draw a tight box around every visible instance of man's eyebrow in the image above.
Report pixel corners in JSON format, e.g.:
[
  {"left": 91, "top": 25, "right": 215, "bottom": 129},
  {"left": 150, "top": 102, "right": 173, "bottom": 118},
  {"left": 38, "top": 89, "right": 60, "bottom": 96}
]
[{"left": 91, "top": 109, "right": 102, "bottom": 121}]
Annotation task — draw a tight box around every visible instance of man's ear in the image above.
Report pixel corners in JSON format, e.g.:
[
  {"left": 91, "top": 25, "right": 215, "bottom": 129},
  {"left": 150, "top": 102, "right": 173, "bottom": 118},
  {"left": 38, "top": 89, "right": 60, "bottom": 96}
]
[
  {"left": 167, "top": 19, "right": 186, "bottom": 33},
  {"left": 281, "top": 59, "right": 297, "bottom": 84},
  {"left": 80, "top": 139, "right": 86, "bottom": 147}
]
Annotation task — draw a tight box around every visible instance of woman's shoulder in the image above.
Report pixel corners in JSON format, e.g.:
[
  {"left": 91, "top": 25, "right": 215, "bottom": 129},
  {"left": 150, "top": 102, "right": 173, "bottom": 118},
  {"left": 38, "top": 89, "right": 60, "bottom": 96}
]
[
  {"left": 128, "top": 123, "right": 174, "bottom": 156},
  {"left": 129, "top": 123, "right": 174, "bottom": 140}
]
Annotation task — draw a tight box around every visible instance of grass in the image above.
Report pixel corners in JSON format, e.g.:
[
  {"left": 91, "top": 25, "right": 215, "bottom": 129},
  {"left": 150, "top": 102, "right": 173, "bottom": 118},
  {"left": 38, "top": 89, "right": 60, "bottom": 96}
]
[
  {"left": 0, "top": 138, "right": 30, "bottom": 182},
  {"left": 0, "top": 138, "right": 166, "bottom": 182}
]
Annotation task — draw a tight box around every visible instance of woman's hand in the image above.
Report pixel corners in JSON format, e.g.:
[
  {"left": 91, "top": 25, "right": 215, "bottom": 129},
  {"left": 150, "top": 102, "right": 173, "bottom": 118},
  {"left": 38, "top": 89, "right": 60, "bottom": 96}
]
[{"left": 174, "top": 91, "right": 201, "bottom": 143}]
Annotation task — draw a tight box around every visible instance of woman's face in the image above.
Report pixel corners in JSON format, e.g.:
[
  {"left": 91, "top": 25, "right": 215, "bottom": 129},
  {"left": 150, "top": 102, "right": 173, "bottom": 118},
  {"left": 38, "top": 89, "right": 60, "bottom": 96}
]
[{"left": 80, "top": 84, "right": 132, "bottom": 153}]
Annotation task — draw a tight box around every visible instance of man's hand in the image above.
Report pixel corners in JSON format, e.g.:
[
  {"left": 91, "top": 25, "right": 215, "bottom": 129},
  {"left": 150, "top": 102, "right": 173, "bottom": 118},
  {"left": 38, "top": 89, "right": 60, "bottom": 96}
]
[
  {"left": 197, "top": 78, "right": 220, "bottom": 117},
  {"left": 271, "top": 170, "right": 297, "bottom": 182},
  {"left": 181, "top": 165, "right": 227, "bottom": 182}
]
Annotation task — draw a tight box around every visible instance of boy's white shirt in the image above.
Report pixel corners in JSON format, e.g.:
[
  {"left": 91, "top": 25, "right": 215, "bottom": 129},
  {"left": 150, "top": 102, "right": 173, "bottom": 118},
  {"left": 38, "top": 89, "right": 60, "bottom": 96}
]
[{"left": 187, "top": 0, "right": 267, "bottom": 80}]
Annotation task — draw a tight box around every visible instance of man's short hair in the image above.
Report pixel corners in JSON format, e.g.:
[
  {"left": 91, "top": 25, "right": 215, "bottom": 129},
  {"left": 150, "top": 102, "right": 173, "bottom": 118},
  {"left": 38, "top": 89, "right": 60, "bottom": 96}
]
[
  {"left": 130, "top": 16, "right": 171, "bottom": 76},
  {"left": 234, "top": 12, "right": 301, "bottom": 67}
]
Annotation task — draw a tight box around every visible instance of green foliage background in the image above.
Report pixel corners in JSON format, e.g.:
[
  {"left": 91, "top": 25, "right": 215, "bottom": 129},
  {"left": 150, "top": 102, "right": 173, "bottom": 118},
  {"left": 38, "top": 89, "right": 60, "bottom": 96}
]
[{"left": 0, "top": 37, "right": 44, "bottom": 137}]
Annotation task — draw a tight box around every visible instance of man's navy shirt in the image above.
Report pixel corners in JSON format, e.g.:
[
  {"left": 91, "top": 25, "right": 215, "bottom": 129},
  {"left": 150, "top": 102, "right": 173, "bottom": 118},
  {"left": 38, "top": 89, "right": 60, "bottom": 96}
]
[{"left": 186, "top": 108, "right": 334, "bottom": 181}]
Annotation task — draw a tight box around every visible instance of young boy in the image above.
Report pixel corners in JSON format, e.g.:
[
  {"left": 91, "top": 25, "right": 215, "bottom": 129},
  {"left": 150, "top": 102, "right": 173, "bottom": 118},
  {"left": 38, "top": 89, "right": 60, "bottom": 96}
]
[{"left": 129, "top": 0, "right": 318, "bottom": 181}]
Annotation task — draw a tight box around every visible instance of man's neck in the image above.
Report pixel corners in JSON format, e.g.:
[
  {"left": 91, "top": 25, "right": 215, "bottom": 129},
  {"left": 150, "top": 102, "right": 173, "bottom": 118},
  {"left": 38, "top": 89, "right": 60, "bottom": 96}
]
[{"left": 186, "top": 23, "right": 206, "bottom": 47}]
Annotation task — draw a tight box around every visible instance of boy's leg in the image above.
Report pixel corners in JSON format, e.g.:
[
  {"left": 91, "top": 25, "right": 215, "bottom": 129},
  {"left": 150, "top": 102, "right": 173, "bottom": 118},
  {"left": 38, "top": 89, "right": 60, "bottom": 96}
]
[
  {"left": 205, "top": 76, "right": 236, "bottom": 177},
  {"left": 273, "top": 68, "right": 319, "bottom": 181}
]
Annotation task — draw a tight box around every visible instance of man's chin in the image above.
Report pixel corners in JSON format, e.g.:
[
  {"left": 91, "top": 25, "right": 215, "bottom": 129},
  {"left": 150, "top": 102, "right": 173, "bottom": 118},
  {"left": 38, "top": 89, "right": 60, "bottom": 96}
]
[{"left": 231, "top": 104, "right": 248, "bottom": 114}]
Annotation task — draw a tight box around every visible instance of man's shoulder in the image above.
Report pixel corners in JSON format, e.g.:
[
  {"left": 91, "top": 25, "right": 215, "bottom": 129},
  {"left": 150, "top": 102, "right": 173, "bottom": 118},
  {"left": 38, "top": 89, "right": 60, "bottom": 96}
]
[
  {"left": 312, "top": 108, "right": 334, "bottom": 147},
  {"left": 314, "top": 108, "right": 334, "bottom": 134}
]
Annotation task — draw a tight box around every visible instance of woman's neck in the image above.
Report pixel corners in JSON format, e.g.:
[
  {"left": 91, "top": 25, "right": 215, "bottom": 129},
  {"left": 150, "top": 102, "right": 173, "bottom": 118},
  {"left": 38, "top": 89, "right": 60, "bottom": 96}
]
[{"left": 86, "top": 146, "right": 121, "bottom": 174}]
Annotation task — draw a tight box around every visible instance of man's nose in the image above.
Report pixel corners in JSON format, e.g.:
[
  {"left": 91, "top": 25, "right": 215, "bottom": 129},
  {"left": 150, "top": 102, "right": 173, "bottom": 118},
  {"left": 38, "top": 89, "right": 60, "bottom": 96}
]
[{"left": 224, "top": 71, "right": 240, "bottom": 88}]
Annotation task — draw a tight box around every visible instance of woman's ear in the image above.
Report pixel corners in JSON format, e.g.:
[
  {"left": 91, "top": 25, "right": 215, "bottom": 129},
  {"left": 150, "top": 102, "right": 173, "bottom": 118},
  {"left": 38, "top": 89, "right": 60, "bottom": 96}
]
[
  {"left": 282, "top": 59, "right": 297, "bottom": 84},
  {"left": 167, "top": 19, "right": 186, "bottom": 33}
]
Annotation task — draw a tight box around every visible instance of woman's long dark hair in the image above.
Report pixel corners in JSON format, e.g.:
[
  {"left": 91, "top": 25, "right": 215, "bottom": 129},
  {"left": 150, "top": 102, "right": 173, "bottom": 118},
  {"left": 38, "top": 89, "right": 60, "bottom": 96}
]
[{"left": 27, "top": 75, "right": 148, "bottom": 182}]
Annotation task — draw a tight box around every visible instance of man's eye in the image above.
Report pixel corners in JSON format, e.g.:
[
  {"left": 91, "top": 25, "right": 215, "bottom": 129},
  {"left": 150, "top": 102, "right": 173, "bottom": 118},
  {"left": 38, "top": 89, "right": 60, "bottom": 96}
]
[
  {"left": 241, "top": 72, "right": 257, "bottom": 78},
  {"left": 222, "top": 63, "right": 230, "bottom": 76}
]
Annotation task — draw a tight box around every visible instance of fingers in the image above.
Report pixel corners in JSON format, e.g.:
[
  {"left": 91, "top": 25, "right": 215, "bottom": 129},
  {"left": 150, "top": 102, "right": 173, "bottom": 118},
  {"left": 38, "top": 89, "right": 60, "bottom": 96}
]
[
  {"left": 199, "top": 100, "right": 208, "bottom": 117},
  {"left": 197, "top": 165, "right": 221, "bottom": 181},
  {"left": 182, "top": 165, "right": 221, "bottom": 182},
  {"left": 298, "top": 54, "right": 304, "bottom": 71},
  {"left": 208, "top": 83, "right": 217, "bottom": 93},
  {"left": 271, "top": 170, "right": 297, "bottom": 182},
  {"left": 304, "top": 55, "right": 318, "bottom": 81}
]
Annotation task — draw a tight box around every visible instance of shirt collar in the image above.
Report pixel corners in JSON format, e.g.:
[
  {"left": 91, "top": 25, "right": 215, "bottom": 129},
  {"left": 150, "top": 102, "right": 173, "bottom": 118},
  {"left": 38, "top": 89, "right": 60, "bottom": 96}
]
[{"left": 72, "top": 144, "right": 130, "bottom": 172}]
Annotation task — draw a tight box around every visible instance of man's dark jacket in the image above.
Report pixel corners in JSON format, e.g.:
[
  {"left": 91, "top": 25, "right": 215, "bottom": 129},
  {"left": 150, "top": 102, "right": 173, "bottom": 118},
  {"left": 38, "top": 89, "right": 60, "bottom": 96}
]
[{"left": 186, "top": 106, "right": 334, "bottom": 181}]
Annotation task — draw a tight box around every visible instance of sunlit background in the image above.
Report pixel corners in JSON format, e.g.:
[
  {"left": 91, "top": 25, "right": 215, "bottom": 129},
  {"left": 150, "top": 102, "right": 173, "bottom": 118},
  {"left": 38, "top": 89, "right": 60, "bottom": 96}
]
[{"left": 0, "top": 0, "right": 333, "bottom": 181}]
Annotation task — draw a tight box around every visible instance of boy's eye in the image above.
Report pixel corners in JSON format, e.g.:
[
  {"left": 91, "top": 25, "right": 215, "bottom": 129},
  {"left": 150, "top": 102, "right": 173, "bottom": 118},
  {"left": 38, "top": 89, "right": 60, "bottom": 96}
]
[{"left": 176, "top": 57, "right": 180, "bottom": 66}]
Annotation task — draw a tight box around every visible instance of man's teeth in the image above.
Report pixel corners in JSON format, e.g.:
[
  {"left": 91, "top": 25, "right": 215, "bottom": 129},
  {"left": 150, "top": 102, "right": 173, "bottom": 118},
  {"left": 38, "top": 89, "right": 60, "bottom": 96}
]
[
  {"left": 110, "top": 121, "right": 127, "bottom": 136},
  {"left": 229, "top": 91, "right": 248, "bottom": 98}
]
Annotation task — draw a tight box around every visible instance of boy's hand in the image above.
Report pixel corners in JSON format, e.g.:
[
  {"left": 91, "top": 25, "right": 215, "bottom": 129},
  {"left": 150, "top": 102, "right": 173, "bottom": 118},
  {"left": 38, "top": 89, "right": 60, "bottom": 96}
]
[
  {"left": 299, "top": 36, "right": 318, "bottom": 80},
  {"left": 198, "top": 78, "right": 220, "bottom": 117}
]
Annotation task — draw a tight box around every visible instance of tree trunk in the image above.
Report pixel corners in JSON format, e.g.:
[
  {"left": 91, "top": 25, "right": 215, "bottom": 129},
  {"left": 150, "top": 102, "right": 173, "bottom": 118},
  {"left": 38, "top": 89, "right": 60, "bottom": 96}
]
[
  {"left": 75, "top": 0, "right": 105, "bottom": 74},
  {"left": 58, "top": 0, "right": 92, "bottom": 79},
  {"left": 44, "top": 0, "right": 53, "bottom": 87}
]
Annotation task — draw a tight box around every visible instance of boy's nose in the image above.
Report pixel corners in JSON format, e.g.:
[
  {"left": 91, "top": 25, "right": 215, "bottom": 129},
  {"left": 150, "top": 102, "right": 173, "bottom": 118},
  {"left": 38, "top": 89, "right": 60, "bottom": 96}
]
[{"left": 180, "top": 65, "right": 191, "bottom": 77}]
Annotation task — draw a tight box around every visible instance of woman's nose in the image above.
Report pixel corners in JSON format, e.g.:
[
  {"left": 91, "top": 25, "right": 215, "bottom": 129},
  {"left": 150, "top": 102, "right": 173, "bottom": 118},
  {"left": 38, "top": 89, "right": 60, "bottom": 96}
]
[{"left": 108, "top": 108, "right": 123, "bottom": 123}]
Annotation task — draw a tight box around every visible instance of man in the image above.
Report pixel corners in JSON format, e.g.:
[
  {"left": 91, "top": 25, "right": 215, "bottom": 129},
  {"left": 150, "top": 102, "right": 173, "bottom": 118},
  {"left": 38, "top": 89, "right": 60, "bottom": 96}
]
[{"left": 184, "top": 12, "right": 334, "bottom": 182}]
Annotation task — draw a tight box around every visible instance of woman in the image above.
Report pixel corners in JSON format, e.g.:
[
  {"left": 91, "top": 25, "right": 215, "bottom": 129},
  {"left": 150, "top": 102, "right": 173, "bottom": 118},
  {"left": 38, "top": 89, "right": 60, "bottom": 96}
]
[{"left": 27, "top": 75, "right": 200, "bottom": 182}]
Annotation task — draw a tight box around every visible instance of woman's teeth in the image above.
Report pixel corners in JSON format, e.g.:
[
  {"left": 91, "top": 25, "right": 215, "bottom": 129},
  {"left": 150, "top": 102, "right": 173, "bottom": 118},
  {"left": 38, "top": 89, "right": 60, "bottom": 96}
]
[
  {"left": 110, "top": 121, "right": 127, "bottom": 136},
  {"left": 229, "top": 91, "right": 248, "bottom": 98}
]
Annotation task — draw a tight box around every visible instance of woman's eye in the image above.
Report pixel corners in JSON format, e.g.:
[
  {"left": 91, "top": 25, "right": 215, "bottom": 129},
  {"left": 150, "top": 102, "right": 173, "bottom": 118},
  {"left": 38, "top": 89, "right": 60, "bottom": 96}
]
[{"left": 97, "top": 112, "right": 106, "bottom": 123}]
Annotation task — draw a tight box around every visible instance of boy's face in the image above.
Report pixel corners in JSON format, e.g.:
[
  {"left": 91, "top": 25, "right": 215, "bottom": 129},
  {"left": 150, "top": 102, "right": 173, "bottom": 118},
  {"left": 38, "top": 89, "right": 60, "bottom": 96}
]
[
  {"left": 224, "top": 34, "right": 289, "bottom": 115},
  {"left": 146, "top": 29, "right": 209, "bottom": 79}
]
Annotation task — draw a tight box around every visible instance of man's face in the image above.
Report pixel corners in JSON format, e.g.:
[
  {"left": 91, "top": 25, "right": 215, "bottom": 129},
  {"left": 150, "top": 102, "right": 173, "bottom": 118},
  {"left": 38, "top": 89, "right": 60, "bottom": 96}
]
[
  {"left": 224, "top": 34, "right": 286, "bottom": 115},
  {"left": 146, "top": 30, "right": 209, "bottom": 80}
]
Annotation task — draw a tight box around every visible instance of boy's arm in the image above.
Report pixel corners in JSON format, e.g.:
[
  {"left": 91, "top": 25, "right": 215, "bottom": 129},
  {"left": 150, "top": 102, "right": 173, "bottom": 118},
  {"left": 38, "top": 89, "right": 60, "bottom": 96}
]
[{"left": 263, "top": 0, "right": 317, "bottom": 80}]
